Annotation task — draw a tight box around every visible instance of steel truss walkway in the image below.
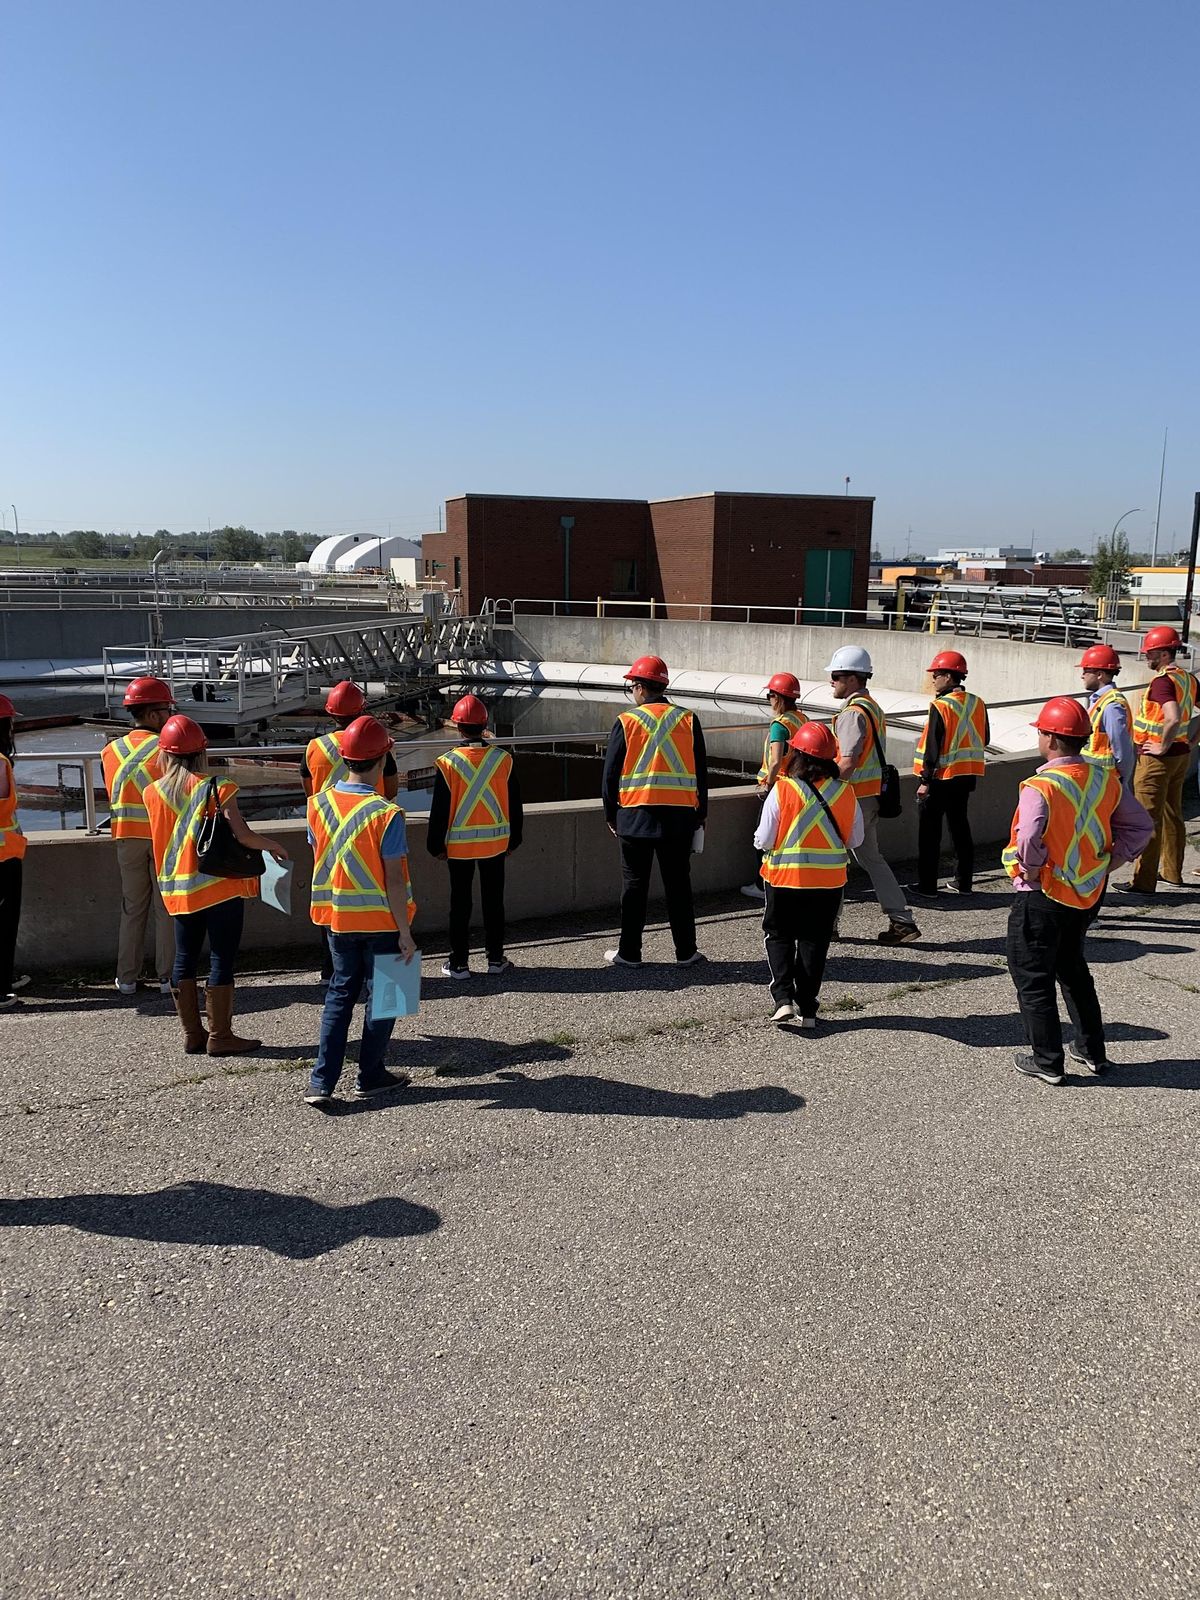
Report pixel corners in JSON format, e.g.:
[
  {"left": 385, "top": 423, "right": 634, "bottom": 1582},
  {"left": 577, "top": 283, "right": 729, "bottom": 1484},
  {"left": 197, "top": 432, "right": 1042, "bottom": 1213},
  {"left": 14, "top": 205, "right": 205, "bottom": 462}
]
[{"left": 101, "top": 612, "right": 495, "bottom": 727}]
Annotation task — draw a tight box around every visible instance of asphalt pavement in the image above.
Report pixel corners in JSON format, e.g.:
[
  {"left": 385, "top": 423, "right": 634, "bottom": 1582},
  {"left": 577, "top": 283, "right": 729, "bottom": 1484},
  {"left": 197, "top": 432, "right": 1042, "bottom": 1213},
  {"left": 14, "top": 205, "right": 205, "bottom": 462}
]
[{"left": 2, "top": 840, "right": 1199, "bottom": 1598}]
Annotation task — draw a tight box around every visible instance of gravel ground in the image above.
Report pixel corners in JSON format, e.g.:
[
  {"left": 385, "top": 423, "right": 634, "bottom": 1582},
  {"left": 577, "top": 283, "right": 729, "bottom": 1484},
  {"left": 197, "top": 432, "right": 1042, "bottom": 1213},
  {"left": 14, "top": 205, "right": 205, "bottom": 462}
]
[{"left": 2, "top": 842, "right": 1199, "bottom": 1599}]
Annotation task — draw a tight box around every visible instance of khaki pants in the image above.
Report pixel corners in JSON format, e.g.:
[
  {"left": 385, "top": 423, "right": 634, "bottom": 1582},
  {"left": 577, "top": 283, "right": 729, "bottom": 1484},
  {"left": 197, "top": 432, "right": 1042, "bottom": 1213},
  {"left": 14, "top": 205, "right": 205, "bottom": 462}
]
[
  {"left": 115, "top": 837, "right": 175, "bottom": 985},
  {"left": 1131, "top": 750, "right": 1189, "bottom": 890},
  {"left": 851, "top": 795, "right": 917, "bottom": 927}
]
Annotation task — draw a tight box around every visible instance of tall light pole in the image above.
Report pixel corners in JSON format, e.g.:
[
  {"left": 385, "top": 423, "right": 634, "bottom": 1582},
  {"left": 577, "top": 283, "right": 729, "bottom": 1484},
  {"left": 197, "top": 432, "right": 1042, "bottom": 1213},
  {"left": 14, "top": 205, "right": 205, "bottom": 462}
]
[
  {"left": 1110, "top": 507, "right": 1140, "bottom": 545},
  {"left": 1151, "top": 428, "right": 1168, "bottom": 567},
  {"left": 10, "top": 505, "right": 18, "bottom": 567}
]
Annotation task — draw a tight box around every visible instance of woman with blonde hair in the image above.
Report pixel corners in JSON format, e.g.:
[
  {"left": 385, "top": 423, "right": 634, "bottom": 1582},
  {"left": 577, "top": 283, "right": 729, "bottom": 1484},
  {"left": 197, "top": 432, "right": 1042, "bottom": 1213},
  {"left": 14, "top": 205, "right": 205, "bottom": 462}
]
[{"left": 145, "top": 714, "right": 288, "bottom": 1056}]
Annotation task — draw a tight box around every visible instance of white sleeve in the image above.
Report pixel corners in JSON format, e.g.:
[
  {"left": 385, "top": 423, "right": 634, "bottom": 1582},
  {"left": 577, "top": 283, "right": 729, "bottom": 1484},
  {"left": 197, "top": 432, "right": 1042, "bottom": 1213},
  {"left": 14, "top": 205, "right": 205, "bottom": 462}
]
[
  {"left": 847, "top": 799, "right": 864, "bottom": 849},
  {"left": 754, "top": 789, "right": 780, "bottom": 851}
]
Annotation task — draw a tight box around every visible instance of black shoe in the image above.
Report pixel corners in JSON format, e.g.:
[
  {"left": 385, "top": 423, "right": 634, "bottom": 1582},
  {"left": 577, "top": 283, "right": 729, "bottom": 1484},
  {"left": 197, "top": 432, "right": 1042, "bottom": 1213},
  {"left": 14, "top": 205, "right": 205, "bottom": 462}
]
[
  {"left": 904, "top": 884, "right": 939, "bottom": 898},
  {"left": 1067, "top": 1043, "right": 1107, "bottom": 1075},
  {"left": 354, "top": 1070, "right": 410, "bottom": 1100},
  {"left": 942, "top": 880, "right": 972, "bottom": 895},
  {"left": 1013, "top": 1051, "right": 1065, "bottom": 1086}
]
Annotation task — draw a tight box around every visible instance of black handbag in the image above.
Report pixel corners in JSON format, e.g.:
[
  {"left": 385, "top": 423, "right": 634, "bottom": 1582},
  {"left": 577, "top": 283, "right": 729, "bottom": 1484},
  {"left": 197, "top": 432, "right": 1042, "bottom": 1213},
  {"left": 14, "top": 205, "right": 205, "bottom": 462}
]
[
  {"left": 195, "top": 778, "right": 265, "bottom": 878},
  {"left": 858, "top": 701, "right": 902, "bottom": 819}
]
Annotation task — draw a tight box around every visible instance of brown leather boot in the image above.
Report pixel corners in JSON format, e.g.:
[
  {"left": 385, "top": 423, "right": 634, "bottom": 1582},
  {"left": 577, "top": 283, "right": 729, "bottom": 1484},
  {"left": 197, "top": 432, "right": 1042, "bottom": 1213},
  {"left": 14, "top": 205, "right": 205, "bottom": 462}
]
[
  {"left": 205, "top": 983, "right": 260, "bottom": 1056},
  {"left": 171, "top": 979, "right": 209, "bottom": 1055}
]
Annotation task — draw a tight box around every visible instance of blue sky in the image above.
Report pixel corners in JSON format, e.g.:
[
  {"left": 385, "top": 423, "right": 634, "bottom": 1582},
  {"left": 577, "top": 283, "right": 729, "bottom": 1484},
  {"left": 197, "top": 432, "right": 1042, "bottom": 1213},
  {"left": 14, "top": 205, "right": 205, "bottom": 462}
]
[{"left": 3, "top": 0, "right": 1197, "bottom": 555}]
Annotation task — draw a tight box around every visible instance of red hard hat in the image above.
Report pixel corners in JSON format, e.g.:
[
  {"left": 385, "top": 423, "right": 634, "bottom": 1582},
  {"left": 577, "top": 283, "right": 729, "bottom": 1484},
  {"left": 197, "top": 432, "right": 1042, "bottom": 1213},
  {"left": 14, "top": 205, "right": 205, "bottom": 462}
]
[
  {"left": 1141, "top": 625, "right": 1182, "bottom": 653},
  {"left": 339, "top": 714, "right": 392, "bottom": 761},
  {"left": 765, "top": 672, "right": 801, "bottom": 697},
  {"left": 1031, "top": 697, "right": 1091, "bottom": 738},
  {"left": 789, "top": 721, "right": 838, "bottom": 760},
  {"left": 451, "top": 694, "right": 488, "bottom": 727},
  {"left": 325, "top": 680, "right": 366, "bottom": 717},
  {"left": 158, "top": 714, "right": 207, "bottom": 755},
  {"left": 1078, "top": 644, "right": 1121, "bottom": 672},
  {"left": 123, "top": 676, "right": 173, "bottom": 708},
  {"left": 0, "top": 694, "right": 16, "bottom": 720},
  {"left": 927, "top": 650, "right": 968, "bottom": 675},
  {"left": 623, "top": 655, "right": 670, "bottom": 686}
]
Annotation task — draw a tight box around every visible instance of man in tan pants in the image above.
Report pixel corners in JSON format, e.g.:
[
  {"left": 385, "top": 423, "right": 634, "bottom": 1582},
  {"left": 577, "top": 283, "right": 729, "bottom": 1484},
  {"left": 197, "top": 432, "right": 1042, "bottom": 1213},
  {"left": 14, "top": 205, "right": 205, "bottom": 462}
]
[
  {"left": 102, "top": 677, "right": 176, "bottom": 993},
  {"left": 1119, "top": 627, "right": 1198, "bottom": 896}
]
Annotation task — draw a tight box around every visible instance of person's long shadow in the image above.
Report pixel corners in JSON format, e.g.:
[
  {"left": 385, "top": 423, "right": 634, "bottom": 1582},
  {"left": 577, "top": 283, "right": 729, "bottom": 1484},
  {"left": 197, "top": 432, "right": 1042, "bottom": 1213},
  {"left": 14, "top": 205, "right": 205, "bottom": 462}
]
[
  {"left": 338, "top": 1069, "right": 805, "bottom": 1121},
  {"left": 838, "top": 1012, "right": 1169, "bottom": 1050},
  {"left": 0, "top": 1181, "right": 440, "bottom": 1258},
  {"left": 942, "top": 934, "right": 1192, "bottom": 965},
  {"left": 1071, "top": 1059, "right": 1200, "bottom": 1091}
]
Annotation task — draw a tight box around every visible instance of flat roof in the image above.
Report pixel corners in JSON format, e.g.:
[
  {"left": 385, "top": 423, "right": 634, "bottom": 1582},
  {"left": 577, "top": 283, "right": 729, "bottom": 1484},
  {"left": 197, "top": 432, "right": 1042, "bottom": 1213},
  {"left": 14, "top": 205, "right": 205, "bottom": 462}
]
[
  {"left": 445, "top": 493, "right": 650, "bottom": 506},
  {"left": 445, "top": 489, "right": 876, "bottom": 505}
]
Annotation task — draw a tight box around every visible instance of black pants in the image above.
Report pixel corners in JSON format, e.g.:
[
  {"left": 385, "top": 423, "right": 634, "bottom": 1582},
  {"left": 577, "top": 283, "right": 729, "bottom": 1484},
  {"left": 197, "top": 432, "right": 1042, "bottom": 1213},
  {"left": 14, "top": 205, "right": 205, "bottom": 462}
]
[
  {"left": 618, "top": 835, "right": 696, "bottom": 962},
  {"left": 449, "top": 855, "right": 506, "bottom": 967},
  {"left": 917, "top": 777, "right": 975, "bottom": 891},
  {"left": 172, "top": 897, "right": 245, "bottom": 986},
  {"left": 762, "top": 883, "right": 842, "bottom": 1016},
  {"left": 0, "top": 858, "right": 22, "bottom": 994},
  {"left": 1006, "top": 889, "right": 1104, "bottom": 1070}
]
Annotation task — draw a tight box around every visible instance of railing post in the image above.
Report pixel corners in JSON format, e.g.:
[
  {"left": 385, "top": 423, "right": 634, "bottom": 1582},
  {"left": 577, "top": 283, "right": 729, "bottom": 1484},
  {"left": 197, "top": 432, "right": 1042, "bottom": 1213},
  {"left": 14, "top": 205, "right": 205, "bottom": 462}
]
[
  {"left": 82, "top": 757, "right": 99, "bottom": 835},
  {"left": 596, "top": 596, "right": 603, "bottom": 617}
]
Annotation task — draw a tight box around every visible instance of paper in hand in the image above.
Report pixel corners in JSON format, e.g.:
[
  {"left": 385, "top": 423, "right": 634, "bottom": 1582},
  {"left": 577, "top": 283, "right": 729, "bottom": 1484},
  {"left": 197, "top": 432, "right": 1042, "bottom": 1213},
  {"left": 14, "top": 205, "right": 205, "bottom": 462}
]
[
  {"left": 260, "top": 856, "right": 293, "bottom": 915},
  {"left": 371, "top": 951, "right": 421, "bottom": 1020}
]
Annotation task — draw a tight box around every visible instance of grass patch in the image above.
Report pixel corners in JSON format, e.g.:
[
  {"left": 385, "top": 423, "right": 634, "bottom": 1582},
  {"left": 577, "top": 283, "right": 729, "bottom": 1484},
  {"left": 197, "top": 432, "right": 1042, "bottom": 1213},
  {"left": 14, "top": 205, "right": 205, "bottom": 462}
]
[
  {"left": 1148, "top": 972, "right": 1200, "bottom": 996},
  {"left": 825, "top": 995, "right": 864, "bottom": 1013},
  {"left": 542, "top": 1030, "right": 577, "bottom": 1047}
]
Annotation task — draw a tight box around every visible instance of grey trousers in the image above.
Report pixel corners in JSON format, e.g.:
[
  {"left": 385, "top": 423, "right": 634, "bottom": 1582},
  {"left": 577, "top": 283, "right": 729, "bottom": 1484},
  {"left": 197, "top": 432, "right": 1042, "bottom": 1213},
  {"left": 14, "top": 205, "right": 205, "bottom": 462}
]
[
  {"left": 115, "top": 837, "right": 175, "bottom": 985},
  {"left": 851, "top": 795, "right": 916, "bottom": 928}
]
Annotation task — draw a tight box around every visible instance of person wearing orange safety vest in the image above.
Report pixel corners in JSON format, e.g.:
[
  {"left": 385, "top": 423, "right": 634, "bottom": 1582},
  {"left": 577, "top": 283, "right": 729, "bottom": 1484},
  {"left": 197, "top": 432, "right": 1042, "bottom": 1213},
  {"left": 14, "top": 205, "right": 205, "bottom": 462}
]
[
  {"left": 0, "top": 694, "right": 29, "bottom": 1008},
  {"left": 102, "top": 676, "right": 176, "bottom": 997},
  {"left": 146, "top": 715, "right": 289, "bottom": 1058},
  {"left": 1003, "top": 697, "right": 1152, "bottom": 1086},
  {"left": 1118, "top": 626, "right": 1199, "bottom": 896},
  {"left": 827, "top": 644, "right": 920, "bottom": 945},
  {"left": 601, "top": 655, "right": 708, "bottom": 967},
  {"left": 427, "top": 694, "right": 523, "bottom": 980},
  {"left": 305, "top": 715, "right": 417, "bottom": 1106},
  {"left": 1077, "top": 644, "right": 1134, "bottom": 789},
  {"left": 740, "top": 672, "right": 808, "bottom": 903},
  {"left": 911, "top": 650, "right": 990, "bottom": 897},
  {"left": 753, "top": 721, "right": 862, "bottom": 1028},
  {"left": 304, "top": 680, "right": 399, "bottom": 983}
]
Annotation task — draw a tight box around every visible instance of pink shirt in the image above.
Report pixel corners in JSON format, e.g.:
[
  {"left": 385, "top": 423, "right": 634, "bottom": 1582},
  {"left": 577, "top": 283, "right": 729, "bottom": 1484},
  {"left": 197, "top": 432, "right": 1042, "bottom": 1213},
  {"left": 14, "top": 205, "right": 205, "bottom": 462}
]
[{"left": 1010, "top": 758, "right": 1153, "bottom": 892}]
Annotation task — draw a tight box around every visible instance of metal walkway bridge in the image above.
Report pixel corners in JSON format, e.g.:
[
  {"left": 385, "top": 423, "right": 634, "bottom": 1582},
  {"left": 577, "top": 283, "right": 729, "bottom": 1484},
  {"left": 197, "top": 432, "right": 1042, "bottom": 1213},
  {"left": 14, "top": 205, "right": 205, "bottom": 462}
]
[{"left": 101, "top": 611, "right": 495, "bottom": 727}]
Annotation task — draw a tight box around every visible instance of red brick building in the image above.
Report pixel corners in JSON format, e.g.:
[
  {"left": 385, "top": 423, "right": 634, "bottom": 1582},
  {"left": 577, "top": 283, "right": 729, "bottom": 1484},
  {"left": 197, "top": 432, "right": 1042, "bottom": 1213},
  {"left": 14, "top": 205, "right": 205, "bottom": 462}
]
[{"left": 421, "top": 490, "right": 873, "bottom": 620}]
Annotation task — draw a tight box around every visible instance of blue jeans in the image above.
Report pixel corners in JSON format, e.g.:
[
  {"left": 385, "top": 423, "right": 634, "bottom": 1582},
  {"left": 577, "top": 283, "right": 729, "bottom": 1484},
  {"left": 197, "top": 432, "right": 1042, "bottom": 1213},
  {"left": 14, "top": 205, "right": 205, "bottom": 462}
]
[
  {"left": 172, "top": 897, "right": 244, "bottom": 985},
  {"left": 312, "top": 929, "right": 401, "bottom": 1093}
]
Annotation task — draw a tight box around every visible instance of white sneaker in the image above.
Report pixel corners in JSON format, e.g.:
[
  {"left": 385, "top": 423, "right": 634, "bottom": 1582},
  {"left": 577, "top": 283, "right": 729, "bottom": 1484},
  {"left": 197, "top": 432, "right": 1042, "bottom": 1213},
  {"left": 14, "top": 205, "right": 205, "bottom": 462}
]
[
  {"left": 771, "top": 1003, "right": 794, "bottom": 1024},
  {"left": 159, "top": 979, "right": 173, "bottom": 996},
  {"left": 440, "top": 962, "right": 471, "bottom": 979},
  {"left": 487, "top": 959, "right": 513, "bottom": 976},
  {"left": 114, "top": 980, "right": 138, "bottom": 996},
  {"left": 604, "top": 950, "right": 641, "bottom": 967},
  {"left": 740, "top": 882, "right": 766, "bottom": 900}
]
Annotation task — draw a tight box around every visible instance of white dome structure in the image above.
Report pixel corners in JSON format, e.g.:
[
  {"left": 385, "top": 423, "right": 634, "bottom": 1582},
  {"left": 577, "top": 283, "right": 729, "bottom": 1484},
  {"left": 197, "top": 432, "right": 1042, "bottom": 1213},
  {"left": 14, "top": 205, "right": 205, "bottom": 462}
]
[
  {"left": 306, "top": 534, "right": 364, "bottom": 572},
  {"left": 305, "top": 534, "right": 423, "bottom": 576}
]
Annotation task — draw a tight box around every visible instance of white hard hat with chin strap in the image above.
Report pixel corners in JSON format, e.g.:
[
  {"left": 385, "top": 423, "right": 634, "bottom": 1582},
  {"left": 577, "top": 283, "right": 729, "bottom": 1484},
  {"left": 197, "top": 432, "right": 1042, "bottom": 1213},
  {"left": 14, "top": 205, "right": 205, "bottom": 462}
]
[{"left": 823, "top": 645, "right": 874, "bottom": 676}]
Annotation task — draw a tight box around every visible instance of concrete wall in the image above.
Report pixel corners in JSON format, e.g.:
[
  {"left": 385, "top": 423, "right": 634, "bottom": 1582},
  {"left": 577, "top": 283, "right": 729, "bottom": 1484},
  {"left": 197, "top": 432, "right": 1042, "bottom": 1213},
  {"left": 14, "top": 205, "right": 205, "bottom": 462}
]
[
  {"left": 0, "top": 607, "right": 392, "bottom": 662},
  {"left": 16, "top": 760, "right": 1041, "bottom": 970},
  {"left": 504, "top": 615, "right": 1134, "bottom": 706}
]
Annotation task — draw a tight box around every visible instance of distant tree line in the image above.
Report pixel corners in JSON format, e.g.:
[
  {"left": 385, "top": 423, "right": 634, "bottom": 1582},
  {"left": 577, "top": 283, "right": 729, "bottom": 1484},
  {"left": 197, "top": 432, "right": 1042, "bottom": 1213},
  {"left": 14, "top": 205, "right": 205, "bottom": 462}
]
[{"left": 9, "top": 527, "right": 317, "bottom": 563}]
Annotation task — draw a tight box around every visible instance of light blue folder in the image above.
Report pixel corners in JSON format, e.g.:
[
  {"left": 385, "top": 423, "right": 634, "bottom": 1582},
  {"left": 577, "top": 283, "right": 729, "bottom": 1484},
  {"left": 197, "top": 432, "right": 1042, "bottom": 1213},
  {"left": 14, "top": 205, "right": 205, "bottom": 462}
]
[
  {"left": 371, "top": 952, "right": 421, "bottom": 1020},
  {"left": 259, "top": 856, "right": 293, "bottom": 915}
]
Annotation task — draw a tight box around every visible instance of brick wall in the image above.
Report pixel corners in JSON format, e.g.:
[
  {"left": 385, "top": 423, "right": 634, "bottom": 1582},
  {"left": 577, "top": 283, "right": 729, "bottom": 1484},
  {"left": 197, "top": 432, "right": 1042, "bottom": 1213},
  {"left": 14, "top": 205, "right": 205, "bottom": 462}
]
[{"left": 710, "top": 493, "right": 872, "bottom": 618}]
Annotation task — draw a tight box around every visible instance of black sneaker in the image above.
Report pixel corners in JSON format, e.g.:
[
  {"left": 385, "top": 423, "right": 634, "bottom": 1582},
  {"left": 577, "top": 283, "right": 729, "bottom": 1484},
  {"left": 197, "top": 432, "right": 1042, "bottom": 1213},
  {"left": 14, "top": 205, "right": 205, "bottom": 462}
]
[
  {"left": 942, "top": 881, "right": 972, "bottom": 895},
  {"left": 353, "top": 1070, "right": 410, "bottom": 1100},
  {"left": 1013, "top": 1051, "right": 1065, "bottom": 1086},
  {"left": 1067, "top": 1043, "right": 1107, "bottom": 1075},
  {"left": 877, "top": 922, "right": 921, "bottom": 945},
  {"left": 304, "top": 1089, "right": 334, "bottom": 1107},
  {"left": 904, "top": 884, "right": 939, "bottom": 899}
]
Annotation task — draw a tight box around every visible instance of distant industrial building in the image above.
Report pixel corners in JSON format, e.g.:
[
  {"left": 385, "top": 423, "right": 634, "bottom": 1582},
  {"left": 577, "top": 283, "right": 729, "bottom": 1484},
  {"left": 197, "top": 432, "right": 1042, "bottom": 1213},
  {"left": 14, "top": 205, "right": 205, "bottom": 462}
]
[
  {"left": 420, "top": 491, "right": 874, "bottom": 619},
  {"left": 306, "top": 533, "right": 422, "bottom": 581}
]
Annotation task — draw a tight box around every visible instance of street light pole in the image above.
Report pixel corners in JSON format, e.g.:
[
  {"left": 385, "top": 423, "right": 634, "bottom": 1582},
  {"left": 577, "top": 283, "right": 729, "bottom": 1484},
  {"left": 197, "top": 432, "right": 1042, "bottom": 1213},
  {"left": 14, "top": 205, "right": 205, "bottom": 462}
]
[
  {"left": 1110, "top": 507, "right": 1140, "bottom": 544},
  {"left": 1151, "top": 429, "right": 1168, "bottom": 567},
  {"left": 11, "top": 504, "right": 18, "bottom": 566}
]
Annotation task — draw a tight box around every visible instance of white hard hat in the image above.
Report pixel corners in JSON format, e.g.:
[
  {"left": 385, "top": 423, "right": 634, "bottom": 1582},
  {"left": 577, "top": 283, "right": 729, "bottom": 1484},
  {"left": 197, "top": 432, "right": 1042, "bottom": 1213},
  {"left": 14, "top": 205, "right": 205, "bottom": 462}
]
[{"left": 823, "top": 645, "right": 874, "bottom": 676}]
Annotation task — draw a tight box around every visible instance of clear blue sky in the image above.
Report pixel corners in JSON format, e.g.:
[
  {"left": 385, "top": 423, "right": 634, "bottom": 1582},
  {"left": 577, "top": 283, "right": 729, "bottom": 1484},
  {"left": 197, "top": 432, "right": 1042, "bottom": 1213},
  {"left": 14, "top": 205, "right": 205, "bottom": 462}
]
[{"left": 3, "top": 0, "right": 1197, "bottom": 556}]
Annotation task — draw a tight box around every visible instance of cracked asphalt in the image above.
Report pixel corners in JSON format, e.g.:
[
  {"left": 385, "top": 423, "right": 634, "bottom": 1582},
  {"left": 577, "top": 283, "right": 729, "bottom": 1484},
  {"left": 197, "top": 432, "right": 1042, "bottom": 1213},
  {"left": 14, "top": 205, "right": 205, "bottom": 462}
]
[{"left": 2, "top": 835, "right": 1199, "bottom": 1598}]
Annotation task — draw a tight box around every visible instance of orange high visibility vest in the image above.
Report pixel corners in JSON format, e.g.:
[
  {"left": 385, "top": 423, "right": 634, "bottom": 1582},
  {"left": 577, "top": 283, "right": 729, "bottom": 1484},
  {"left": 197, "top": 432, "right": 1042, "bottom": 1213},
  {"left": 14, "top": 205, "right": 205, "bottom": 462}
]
[
  {"left": 1002, "top": 759, "right": 1121, "bottom": 910},
  {"left": 756, "top": 709, "right": 807, "bottom": 784},
  {"left": 308, "top": 788, "right": 415, "bottom": 933},
  {"left": 0, "top": 754, "right": 26, "bottom": 863},
  {"left": 435, "top": 743, "right": 512, "bottom": 859},
  {"left": 305, "top": 730, "right": 388, "bottom": 796},
  {"left": 146, "top": 778, "right": 259, "bottom": 915},
  {"left": 760, "top": 775, "right": 856, "bottom": 890},
  {"left": 914, "top": 688, "right": 987, "bottom": 780},
  {"left": 617, "top": 703, "right": 698, "bottom": 808},
  {"left": 841, "top": 694, "right": 886, "bottom": 799},
  {"left": 101, "top": 728, "right": 161, "bottom": 840},
  {"left": 1132, "top": 666, "right": 1197, "bottom": 748},
  {"left": 1084, "top": 686, "right": 1130, "bottom": 766}
]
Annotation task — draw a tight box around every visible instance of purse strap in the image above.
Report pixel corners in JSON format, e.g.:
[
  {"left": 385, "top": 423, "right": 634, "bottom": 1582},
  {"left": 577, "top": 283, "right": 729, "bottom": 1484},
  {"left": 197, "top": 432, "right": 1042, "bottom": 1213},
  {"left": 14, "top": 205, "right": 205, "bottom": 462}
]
[{"left": 802, "top": 777, "right": 843, "bottom": 840}]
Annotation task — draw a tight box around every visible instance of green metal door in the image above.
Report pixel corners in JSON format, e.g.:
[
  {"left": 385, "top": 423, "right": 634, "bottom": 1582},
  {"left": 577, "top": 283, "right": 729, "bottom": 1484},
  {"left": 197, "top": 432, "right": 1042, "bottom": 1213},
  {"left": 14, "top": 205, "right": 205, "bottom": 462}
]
[{"left": 804, "top": 549, "right": 854, "bottom": 625}]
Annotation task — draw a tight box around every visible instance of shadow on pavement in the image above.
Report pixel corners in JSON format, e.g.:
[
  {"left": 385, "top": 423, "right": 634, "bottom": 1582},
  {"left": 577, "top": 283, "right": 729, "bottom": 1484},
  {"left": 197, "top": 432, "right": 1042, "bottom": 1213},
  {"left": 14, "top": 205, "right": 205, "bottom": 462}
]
[
  {"left": 1071, "top": 1059, "right": 1200, "bottom": 1091},
  {"left": 336, "top": 1070, "right": 805, "bottom": 1121},
  {"left": 0, "top": 1181, "right": 440, "bottom": 1258},
  {"left": 835, "top": 1013, "right": 1170, "bottom": 1050}
]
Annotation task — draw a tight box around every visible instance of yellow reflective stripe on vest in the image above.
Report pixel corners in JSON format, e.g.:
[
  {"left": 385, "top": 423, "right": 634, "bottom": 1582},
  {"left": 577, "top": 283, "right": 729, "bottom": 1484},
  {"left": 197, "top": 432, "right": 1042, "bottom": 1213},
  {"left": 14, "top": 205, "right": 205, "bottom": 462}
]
[
  {"left": 1085, "top": 688, "right": 1124, "bottom": 763},
  {"left": 444, "top": 746, "right": 509, "bottom": 844},
  {"left": 758, "top": 710, "right": 805, "bottom": 781},
  {"left": 1039, "top": 762, "right": 1111, "bottom": 900},
  {"left": 310, "top": 793, "right": 391, "bottom": 911},
  {"left": 846, "top": 697, "right": 884, "bottom": 785},
  {"left": 158, "top": 783, "right": 227, "bottom": 897},
  {"left": 313, "top": 732, "right": 348, "bottom": 789},
  {"left": 619, "top": 705, "right": 692, "bottom": 793},
  {"left": 768, "top": 785, "right": 846, "bottom": 869},
  {"left": 108, "top": 734, "right": 156, "bottom": 822}
]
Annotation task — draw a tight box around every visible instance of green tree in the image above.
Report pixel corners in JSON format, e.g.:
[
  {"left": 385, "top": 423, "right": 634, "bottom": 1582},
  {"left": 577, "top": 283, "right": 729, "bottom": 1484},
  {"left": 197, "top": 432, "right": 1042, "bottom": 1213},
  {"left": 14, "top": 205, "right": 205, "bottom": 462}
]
[
  {"left": 279, "top": 531, "right": 311, "bottom": 562},
  {"left": 65, "top": 530, "right": 105, "bottom": 559},
  {"left": 1090, "top": 532, "right": 1131, "bottom": 598},
  {"left": 1051, "top": 546, "right": 1086, "bottom": 562},
  {"left": 212, "top": 525, "right": 263, "bottom": 562}
]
